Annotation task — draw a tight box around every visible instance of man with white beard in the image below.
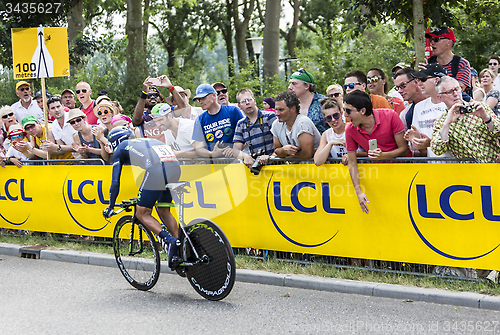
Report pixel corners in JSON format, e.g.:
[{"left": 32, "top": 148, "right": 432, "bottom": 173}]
[{"left": 11, "top": 81, "right": 44, "bottom": 123}]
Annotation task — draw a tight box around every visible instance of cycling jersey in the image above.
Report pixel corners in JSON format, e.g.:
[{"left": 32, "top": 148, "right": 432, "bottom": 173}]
[{"left": 109, "top": 138, "right": 181, "bottom": 209}]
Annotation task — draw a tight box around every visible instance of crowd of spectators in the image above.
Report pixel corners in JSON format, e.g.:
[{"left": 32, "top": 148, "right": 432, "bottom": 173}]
[{"left": 1, "top": 27, "right": 499, "bottom": 281}]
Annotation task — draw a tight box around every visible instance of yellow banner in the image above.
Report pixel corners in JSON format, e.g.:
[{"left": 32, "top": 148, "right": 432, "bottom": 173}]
[
  {"left": 1, "top": 163, "right": 499, "bottom": 269},
  {"left": 11, "top": 27, "right": 70, "bottom": 79}
]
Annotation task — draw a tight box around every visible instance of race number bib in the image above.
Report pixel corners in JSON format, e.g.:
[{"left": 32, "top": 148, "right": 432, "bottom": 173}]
[{"left": 152, "top": 145, "right": 178, "bottom": 162}]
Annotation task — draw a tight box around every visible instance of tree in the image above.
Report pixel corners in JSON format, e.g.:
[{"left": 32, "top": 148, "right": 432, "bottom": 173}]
[
  {"left": 233, "top": 0, "right": 255, "bottom": 69},
  {"left": 262, "top": 0, "right": 281, "bottom": 79},
  {"left": 124, "top": 0, "right": 146, "bottom": 94}
]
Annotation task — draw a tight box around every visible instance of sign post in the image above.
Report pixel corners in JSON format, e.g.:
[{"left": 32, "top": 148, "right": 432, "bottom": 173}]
[{"left": 11, "top": 26, "right": 70, "bottom": 159}]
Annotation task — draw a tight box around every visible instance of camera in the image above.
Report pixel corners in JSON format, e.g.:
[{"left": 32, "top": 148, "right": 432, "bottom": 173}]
[
  {"left": 249, "top": 149, "right": 266, "bottom": 175},
  {"left": 459, "top": 105, "right": 473, "bottom": 114}
]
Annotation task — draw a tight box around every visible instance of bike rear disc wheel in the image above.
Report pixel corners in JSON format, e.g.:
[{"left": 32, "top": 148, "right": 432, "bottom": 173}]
[
  {"left": 113, "top": 215, "right": 160, "bottom": 291},
  {"left": 181, "top": 219, "right": 236, "bottom": 301}
]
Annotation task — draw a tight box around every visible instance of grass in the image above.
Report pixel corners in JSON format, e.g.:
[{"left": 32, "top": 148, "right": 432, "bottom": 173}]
[{"left": 1, "top": 233, "right": 499, "bottom": 296}]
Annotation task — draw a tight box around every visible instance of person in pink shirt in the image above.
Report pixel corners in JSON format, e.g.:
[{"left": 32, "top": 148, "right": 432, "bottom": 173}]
[
  {"left": 75, "top": 82, "right": 98, "bottom": 125},
  {"left": 344, "top": 90, "right": 409, "bottom": 214}
]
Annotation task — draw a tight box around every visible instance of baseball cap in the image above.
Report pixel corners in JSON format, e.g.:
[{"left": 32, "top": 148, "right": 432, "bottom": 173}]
[
  {"left": 111, "top": 114, "right": 131, "bottom": 126},
  {"left": 98, "top": 89, "right": 108, "bottom": 96},
  {"left": 193, "top": 83, "right": 216, "bottom": 101},
  {"left": 470, "top": 67, "right": 478, "bottom": 77},
  {"left": 412, "top": 63, "right": 447, "bottom": 79},
  {"left": 35, "top": 90, "right": 52, "bottom": 99},
  {"left": 212, "top": 82, "right": 226, "bottom": 90},
  {"left": 166, "top": 86, "right": 191, "bottom": 105},
  {"left": 16, "top": 81, "right": 30, "bottom": 90},
  {"left": 391, "top": 62, "right": 410, "bottom": 73},
  {"left": 8, "top": 124, "right": 25, "bottom": 138},
  {"left": 425, "top": 27, "right": 455, "bottom": 42},
  {"left": 290, "top": 68, "right": 315, "bottom": 84},
  {"left": 61, "top": 89, "right": 75, "bottom": 96},
  {"left": 22, "top": 115, "right": 37, "bottom": 129},
  {"left": 66, "top": 109, "right": 86, "bottom": 123}
]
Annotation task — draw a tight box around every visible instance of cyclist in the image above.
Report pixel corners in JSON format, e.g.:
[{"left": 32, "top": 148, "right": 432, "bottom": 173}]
[{"left": 102, "top": 125, "right": 182, "bottom": 268}]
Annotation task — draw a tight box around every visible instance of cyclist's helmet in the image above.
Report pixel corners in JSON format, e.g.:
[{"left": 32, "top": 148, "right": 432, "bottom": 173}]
[{"left": 108, "top": 126, "right": 135, "bottom": 151}]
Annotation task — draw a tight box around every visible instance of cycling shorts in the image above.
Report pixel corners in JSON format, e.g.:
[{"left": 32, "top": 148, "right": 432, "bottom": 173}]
[{"left": 136, "top": 163, "right": 181, "bottom": 209}]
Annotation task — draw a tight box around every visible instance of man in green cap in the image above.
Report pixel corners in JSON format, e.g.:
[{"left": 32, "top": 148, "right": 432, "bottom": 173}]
[
  {"left": 17, "top": 115, "right": 51, "bottom": 160},
  {"left": 288, "top": 68, "right": 327, "bottom": 134}
]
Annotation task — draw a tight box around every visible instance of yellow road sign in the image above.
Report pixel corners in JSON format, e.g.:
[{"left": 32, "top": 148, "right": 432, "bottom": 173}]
[{"left": 11, "top": 27, "right": 70, "bottom": 79}]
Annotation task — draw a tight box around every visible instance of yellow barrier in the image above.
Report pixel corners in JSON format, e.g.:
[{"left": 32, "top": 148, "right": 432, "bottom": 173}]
[{"left": 1, "top": 162, "right": 499, "bottom": 270}]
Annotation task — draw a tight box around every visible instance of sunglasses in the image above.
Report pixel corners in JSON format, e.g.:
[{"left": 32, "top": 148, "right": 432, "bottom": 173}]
[
  {"left": 147, "top": 93, "right": 159, "bottom": 98},
  {"left": 367, "top": 76, "right": 380, "bottom": 83},
  {"left": 47, "top": 96, "right": 61, "bottom": 105},
  {"left": 328, "top": 92, "right": 341, "bottom": 98},
  {"left": 419, "top": 76, "right": 434, "bottom": 83},
  {"left": 97, "top": 109, "right": 111, "bottom": 116},
  {"left": 430, "top": 37, "right": 448, "bottom": 43},
  {"left": 24, "top": 124, "right": 36, "bottom": 131},
  {"left": 489, "top": 63, "right": 499, "bottom": 66},
  {"left": 239, "top": 98, "right": 254, "bottom": 104},
  {"left": 9, "top": 134, "right": 24, "bottom": 140},
  {"left": 18, "top": 86, "right": 30, "bottom": 92},
  {"left": 324, "top": 112, "right": 341, "bottom": 122},
  {"left": 2, "top": 112, "right": 14, "bottom": 119},
  {"left": 216, "top": 89, "right": 228, "bottom": 95},
  {"left": 69, "top": 117, "right": 84, "bottom": 125},
  {"left": 75, "top": 89, "right": 88, "bottom": 94},
  {"left": 297, "top": 68, "right": 314, "bottom": 83},
  {"left": 343, "top": 108, "right": 355, "bottom": 115},
  {"left": 395, "top": 78, "right": 415, "bottom": 91},
  {"left": 343, "top": 82, "right": 363, "bottom": 90}
]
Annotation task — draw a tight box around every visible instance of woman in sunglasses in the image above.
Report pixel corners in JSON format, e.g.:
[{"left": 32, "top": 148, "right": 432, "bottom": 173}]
[
  {"left": 477, "top": 69, "right": 500, "bottom": 116},
  {"left": 366, "top": 68, "right": 405, "bottom": 115},
  {"left": 314, "top": 98, "right": 347, "bottom": 166},
  {"left": 67, "top": 109, "right": 103, "bottom": 162}
]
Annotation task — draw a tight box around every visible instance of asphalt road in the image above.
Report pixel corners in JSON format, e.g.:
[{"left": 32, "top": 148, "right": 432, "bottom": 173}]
[{"left": 1, "top": 255, "right": 499, "bottom": 334}]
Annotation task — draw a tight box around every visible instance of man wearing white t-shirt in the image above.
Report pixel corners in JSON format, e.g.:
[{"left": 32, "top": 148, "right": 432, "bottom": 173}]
[
  {"left": 40, "top": 96, "right": 76, "bottom": 159},
  {"left": 404, "top": 63, "right": 450, "bottom": 158},
  {"left": 11, "top": 81, "right": 44, "bottom": 123},
  {"left": 158, "top": 108, "right": 198, "bottom": 158}
]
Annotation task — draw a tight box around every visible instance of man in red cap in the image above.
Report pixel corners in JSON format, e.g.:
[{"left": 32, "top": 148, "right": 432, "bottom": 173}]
[{"left": 425, "top": 27, "right": 471, "bottom": 97}]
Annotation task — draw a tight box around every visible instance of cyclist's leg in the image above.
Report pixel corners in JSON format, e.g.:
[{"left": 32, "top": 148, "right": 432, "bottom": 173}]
[{"left": 155, "top": 188, "right": 178, "bottom": 238}]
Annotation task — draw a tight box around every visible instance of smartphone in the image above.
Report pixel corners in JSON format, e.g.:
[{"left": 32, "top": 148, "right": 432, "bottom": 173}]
[
  {"left": 149, "top": 77, "right": 161, "bottom": 86},
  {"left": 368, "top": 139, "right": 377, "bottom": 151}
]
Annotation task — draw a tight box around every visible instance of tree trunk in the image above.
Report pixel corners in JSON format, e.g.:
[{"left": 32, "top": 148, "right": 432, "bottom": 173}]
[
  {"left": 412, "top": 0, "right": 425, "bottom": 69},
  {"left": 125, "top": 0, "right": 146, "bottom": 91},
  {"left": 287, "top": 0, "right": 300, "bottom": 58},
  {"left": 262, "top": 0, "right": 281, "bottom": 78},
  {"left": 67, "top": 0, "right": 85, "bottom": 71},
  {"left": 233, "top": 0, "right": 255, "bottom": 70},
  {"left": 143, "top": 0, "right": 150, "bottom": 50}
]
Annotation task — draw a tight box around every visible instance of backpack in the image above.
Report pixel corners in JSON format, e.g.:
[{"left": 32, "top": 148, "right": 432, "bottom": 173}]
[{"left": 428, "top": 55, "right": 473, "bottom": 97}]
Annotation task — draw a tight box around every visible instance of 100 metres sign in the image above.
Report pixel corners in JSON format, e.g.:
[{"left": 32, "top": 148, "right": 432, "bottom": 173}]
[{"left": 11, "top": 26, "right": 70, "bottom": 79}]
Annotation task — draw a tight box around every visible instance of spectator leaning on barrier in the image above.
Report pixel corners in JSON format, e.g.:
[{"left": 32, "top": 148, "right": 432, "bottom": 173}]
[
  {"left": 61, "top": 89, "right": 77, "bottom": 109},
  {"left": 288, "top": 68, "right": 328, "bottom": 134},
  {"left": 344, "top": 70, "right": 393, "bottom": 110},
  {"left": 431, "top": 76, "right": 500, "bottom": 163},
  {"left": 231, "top": 88, "right": 277, "bottom": 169},
  {"left": 11, "top": 81, "right": 44, "bottom": 123},
  {"left": 191, "top": 83, "right": 244, "bottom": 158},
  {"left": 39, "top": 96, "right": 76, "bottom": 160},
  {"left": 271, "top": 91, "right": 321, "bottom": 160},
  {"left": 68, "top": 109, "right": 103, "bottom": 161},
  {"left": 157, "top": 104, "right": 199, "bottom": 158},
  {"left": 403, "top": 63, "right": 451, "bottom": 158},
  {"left": 76, "top": 82, "right": 98, "bottom": 125},
  {"left": 393, "top": 67, "right": 429, "bottom": 129},
  {"left": 18, "top": 115, "right": 50, "bottom": 160},
  {"left": 344, "top": 90, "right": 409, "bottom": 214},
  {"left": 314, "top": 97, "right": 348, "bottom": 166},
  {"left": 4, "top": 124, "right": 29, "bottom": 168}
]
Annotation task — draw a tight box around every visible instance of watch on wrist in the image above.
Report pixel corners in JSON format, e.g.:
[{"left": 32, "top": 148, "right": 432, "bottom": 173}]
[{"left": 57, "top": 144, "right": 62, "bottom": 151}]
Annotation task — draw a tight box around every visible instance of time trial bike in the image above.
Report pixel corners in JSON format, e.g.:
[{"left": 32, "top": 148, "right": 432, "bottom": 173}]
[{"left": 108, "top": 181, "right": 235, "bottom": 301}]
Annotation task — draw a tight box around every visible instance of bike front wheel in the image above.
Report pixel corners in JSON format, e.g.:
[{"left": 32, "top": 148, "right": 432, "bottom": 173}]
[
  {"left": 181, "top": 219, "right": 236, "bottom": 301},
  {"left": 113, "top": 215, "right": 160, "bottom": 291}
]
